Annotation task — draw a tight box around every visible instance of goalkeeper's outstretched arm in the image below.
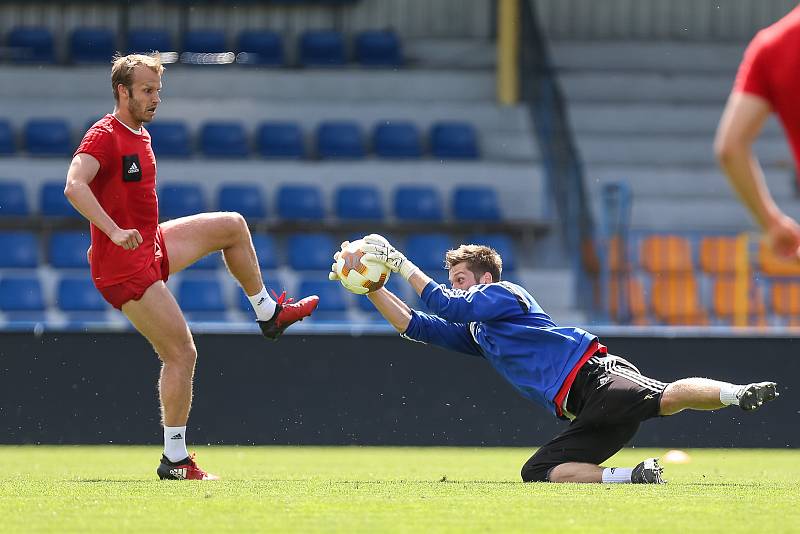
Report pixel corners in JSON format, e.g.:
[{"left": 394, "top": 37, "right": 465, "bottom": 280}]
[{"left": 367, "top": 287, "right": 413, "bottom": 332}]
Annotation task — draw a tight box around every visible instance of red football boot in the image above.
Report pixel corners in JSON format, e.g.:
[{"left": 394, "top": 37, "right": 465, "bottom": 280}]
[
  {"left": 257, "top": 290, "right": 319, "bottom": 340},
  {"left": 157, "top": 453, "right": 220, "bottom": 480}
]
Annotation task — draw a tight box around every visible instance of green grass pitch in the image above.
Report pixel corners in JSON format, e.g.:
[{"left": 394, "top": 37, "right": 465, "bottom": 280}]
[{"left": 2, "top": 446, "right": 799, "bottom": 533}]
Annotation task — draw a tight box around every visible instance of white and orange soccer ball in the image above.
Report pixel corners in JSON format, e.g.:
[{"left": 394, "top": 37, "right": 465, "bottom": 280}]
[{"left": 335, "top": 239, "right": 391, "bottom": 295}]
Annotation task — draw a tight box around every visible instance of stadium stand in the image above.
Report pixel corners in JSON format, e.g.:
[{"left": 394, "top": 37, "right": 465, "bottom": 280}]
[
  {"left": 0, "top": 232, "right": 38, "bottom": 268},
  {"left": 7, "top": 26, "right": 55, "bottom": 64},
  {"left": 237, "top": 30, "right": 284, "bottom": 66},
  {"left": 430, "top": 122, "right": 479, "bottom": 159},
  {"left": 316, "top": 121, "right": 365, "bottom": 159},
  {"left": 0, "top": 276, "right": 46, "bottom": 319},
  {"left": 276, "top": 185, "right": 325, "bottom": 221},
  {"left": 453, "top": 186, "right": 501, "bottom": 222},
  {"left": 183, "top": 29, "right": 227, "bottom": 54},
  {"left": 0, "top": 182, "right": 28, "bottom": 216},
  {"left": 354, "top": 30, "right": 403, "bottom": 67},
  {"left": 25, "top": 119, "right": 72, "bottom": 157},
  {"left": 256, "top": 122, "right": 305, "bottom": 158},
  {"left": 373, "top": 121, "right": 422, "bottom": 159},
  {"left": 147, "top": 121, "right": 192, "bottom": 158},
  {"left": 40, "top": 182, "right": 79, "bottom": 217},
  {"left": 288, "top": 234, "right": 335, "bottom": 271},
  {"left": 127, "top": 29, "right": 173, "bottom": 54},
  {"left": 200, "top": 121, "right": 249, "bottom": 158},
  {"left": 49, "top": 232, "right": 91, "bottom": 269},
  {"left": 159, "top": 183, "right": 206, "bottom": 219},
  {"left": 393, "top": 186, "right": 444, "bottom": 222},
  {"left": 335, "top": 185, "right": 383, "bottom": 221},
  {"left": 70, "top": 27, "right": 116, "bottom": 64},
  {"left": 299, "top": 30, "right": 346, "bottom": 66},
  {"left": 218, "top": 184, "right": 267, "bottom": 219},
  {"left": 0, "top": 119, "right": 15, "bottom": 155}
]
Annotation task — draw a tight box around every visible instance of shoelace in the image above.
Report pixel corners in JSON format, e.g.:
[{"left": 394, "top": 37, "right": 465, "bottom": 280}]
[
  {"left": 186, "top": 453, "right": 208, "bottom": 476},
  {"left": 270, "top": 289, "right": 295, "bottom": 306}
]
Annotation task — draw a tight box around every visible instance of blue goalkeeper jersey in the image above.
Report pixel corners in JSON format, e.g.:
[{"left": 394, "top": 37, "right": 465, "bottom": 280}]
[{"left": 402, "top": 280, "right": 596, "bottom": 417}]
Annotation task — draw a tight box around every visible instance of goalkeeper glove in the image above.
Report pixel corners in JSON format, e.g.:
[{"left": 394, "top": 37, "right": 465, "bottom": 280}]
[{"left": 360, "top": 234, "right": 419, "bottom": 281}]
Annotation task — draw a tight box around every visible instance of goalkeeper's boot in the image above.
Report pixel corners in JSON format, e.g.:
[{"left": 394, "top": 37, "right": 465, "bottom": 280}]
[
  {"left": 737, "top": 381, "right": 779, "bottom": 411},
  {"left": 157, "top": 453, "right": 220, "bottom": 481},
  {"left": 258, "top": 290, "right": 319, "bottom": 340},
  {"left": 631, "top": 458, "right": 666, "bottom": 484}
]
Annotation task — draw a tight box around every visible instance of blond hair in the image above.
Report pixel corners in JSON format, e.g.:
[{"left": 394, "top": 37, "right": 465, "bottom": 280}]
[
  {"left": 444, "top": 244, "right": 502, "bottom": 282},
  {"left": 111, "top": 53, "right": 164, "bottom": 102}
]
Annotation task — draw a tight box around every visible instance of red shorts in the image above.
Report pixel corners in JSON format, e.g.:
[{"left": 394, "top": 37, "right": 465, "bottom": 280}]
[{"left": 97, "top": 226, "right": 170, "bottom": 310}]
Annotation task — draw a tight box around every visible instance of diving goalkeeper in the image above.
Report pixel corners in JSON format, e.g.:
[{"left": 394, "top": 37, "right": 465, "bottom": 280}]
[{"left": 331, "top": 235, "right": 779, "bottom": 483}]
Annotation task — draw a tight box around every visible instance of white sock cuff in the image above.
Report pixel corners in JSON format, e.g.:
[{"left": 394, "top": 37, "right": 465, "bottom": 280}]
[
  {"left": 719, "top": 383, "right": 743, "bottom": 405},
  {"left": 248, "top": 285, "right": 277, "bottom": 321},
  {"left": 602, "top": 467, "right": 633, "bottom": 483},
  {"left": 164, "top": 425, "right": 189, "bottom": 463}
]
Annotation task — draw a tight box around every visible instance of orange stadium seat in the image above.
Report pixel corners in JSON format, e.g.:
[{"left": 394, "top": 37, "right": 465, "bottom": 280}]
[
  {"left": 640, "top": 235, "right": 693, "bottom": 274},
  {"left": 758, "top": 241, "right": 800, "bottom": 276},
  {"left": 650, "top": 273, "right": 707, "bottom": 325},
  {"left": 608, "top": 274, "right": 648, "bottom": 324},
  {"left": 711, "top": 276, "right": 766, "bottom": 323},
  {"left": 699, "top": 236, "right": 738, "bottom": 274},
  {"left": 770, "top": 280, "right": 800, "bottom": 316}
]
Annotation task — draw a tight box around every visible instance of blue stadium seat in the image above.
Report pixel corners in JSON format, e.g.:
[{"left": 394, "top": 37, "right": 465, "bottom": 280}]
[
  {"left": 183, "top": 30, "right": 227, "bottom": 53},
  {"left": 251, "top": 233, "right": 279, "bottom": 269},
  {"left": 237, "top": 279, "right": 284, "bottom": 316},
  {"left": 237, "top": 30, "right": 284, "bottom": 66},
  {"left": 40, "top": 181, "right": 80, "bottom": 217},
  {"left": 297, "top": 279, "right": 347, "bottom": 314},
  {"left": 71, "top": 27, "right": 116, "bottom": 64},
  {"left": 25, "top": 119, "right": 72, "bottom": 157},
  {"left": 276, "top": 185, "right": 324, "bottom": 221},
  {"left": 316, "top": 121, "right": 364, "bottom": 159},
  {"left": 355, "top": 30, "right": 402, "bottom": 67},
  {"left": 466, "top": 234, "right": 516, "bottom": 271},
  {"left": 147, "top": 121, "right": 191, "bottom": 158},
  {"left": 177, "top": 277, "right": 227, "bottom": 321},
  {"left": 185, "top": 252, "right": 222, "bottom": 271},
  {"left": 49, "top": 231, "right": 91, "bottom": 269},
  {"left": 335, "top": 185, "right": 383, "bottom": 220},
  {"left": 57, "top": 277, "right": 106, "bottom": 312},
  {"left": 257, "top": 122, "right": 304, "bottom": 159},
  {"left": 7, "top": 26, "right": 55, "bottom": 64},
  {"left": 299, "top": 30, "right": 346, "bottom": 66},
  {"left": 0, "top": 119, "right": 15, "bottom": 155},
  {"left": 200, "top": 121, "right": 249, "bottom": 158},
  {"left": 0, "top": 182, "right": 28, "bottom": 216},
  {"left": 159, "top": 184, "right": 206, "bottom": 219},
  {"left": 0, "top": 276, "right": 45, "bottom": 313},
  {"left": 394, "top": 186, "right": 443, "bottom": 222},
  {"left": 453, "top": 186, "right": 501, "bottom": 221},
  {"left": 287, "top": 234, "right": 335, "bottom": 270},
  {"left": 0, "top": 232, "right": 38, "bottom": 268},
  {"left": 406, "top": 233, "right": 454, "bottom": 270},
  {"left": 127, "top": 29, "right": 173, "bottom": 54},
  {"left": 430, "top": 122, "right": 479, "bottom": 159},
  {"left": 373, "top": 121, "right": 421, "bottom": 159},
  {"left": 218, "top": 184, "right": 266, "bottom": 219}
]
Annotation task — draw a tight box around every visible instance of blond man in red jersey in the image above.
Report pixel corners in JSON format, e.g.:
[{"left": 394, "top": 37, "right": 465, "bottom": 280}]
[
  {"left": 716, "top": 5, "right": 800, "bottom": 260},
  {"left": 65, "top": 53, "right": 318, "bottom": 480}
]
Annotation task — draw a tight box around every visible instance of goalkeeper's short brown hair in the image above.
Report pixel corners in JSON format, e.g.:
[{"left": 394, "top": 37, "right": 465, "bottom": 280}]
[{"left": 444, "top": 244, "right": 502, "bottom": 282}]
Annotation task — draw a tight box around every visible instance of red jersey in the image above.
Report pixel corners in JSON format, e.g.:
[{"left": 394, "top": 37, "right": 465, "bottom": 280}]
[
  {"left": 734, "top": 5, "right": 800, "bottom": 170},
  {"left": 74, "top": 114, "right": 159, "bottom": 288}
]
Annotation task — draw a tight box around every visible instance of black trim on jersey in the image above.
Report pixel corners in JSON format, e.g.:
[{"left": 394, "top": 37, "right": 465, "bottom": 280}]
[{"left": 497, "top": 281, "right": 529, "bottom": 313}]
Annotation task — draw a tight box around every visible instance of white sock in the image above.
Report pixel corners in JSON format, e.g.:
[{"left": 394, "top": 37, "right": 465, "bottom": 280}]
[
  {"left": 602, "top": 467, "right": 633, "bottom": 483},
  {"left": 247, "top": 286, "right": 277, "bottom": 321},
  {"left": 164, "top": 425, "right": 189, "bottom": 463},
  {"left": 719, "top": 383, "right": 744, "bottom": 406}
]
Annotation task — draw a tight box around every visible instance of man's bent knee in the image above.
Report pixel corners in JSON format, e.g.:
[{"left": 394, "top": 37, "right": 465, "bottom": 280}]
[
  {"left": 521, "top": 461, "right": 551, "bottom": 483},
  {"left": 157, "top": 342, "right": 197, "bottom": 370}
]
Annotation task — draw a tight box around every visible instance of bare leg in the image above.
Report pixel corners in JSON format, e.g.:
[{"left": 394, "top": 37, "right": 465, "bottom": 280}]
[
  {"left": 161, "top": 212, "right": 263, "bottom": 295},
  {"left": 659, "top": 377, "right": 730, "bottom": 415},
  {"left": 122, "top": 281, "right": 196, "bottom": 426},
  {"left": 549, "top": 463, "right": 603, "bottom": 483}
]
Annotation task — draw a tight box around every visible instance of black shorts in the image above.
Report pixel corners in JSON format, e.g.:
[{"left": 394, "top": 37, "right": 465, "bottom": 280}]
[{"left": 521, "top": 354, "right": 667, "bottom": 482}]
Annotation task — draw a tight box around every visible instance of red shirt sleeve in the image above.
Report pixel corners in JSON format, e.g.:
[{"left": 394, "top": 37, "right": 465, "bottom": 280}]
[
  {"left": 734, "top": 32, "right": 773, "bottom": 104},
  {"left": 74, "top": 126, "right": 112, "bottom": 171}
]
